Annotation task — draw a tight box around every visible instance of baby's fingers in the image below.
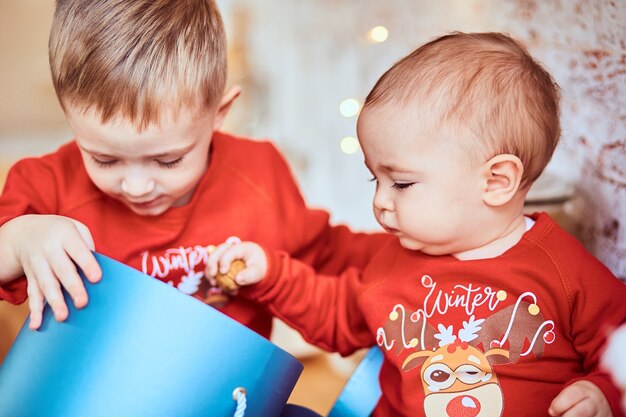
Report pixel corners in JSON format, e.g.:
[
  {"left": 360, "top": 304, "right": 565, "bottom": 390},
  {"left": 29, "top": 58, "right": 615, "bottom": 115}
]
[
  {"left": 222, "top": 243, "right": 267, "bottom": 284},
  {"left": 551, "top": 399, "right": 596, "bottom": 417},
  {"left": 216, "top": 245, "right": 246, "bottom": 274},
  {"left": 549, "top": 386, "right": 583, "bottom": 416},
  {"left": 549, "top": 381, "right": 607, "bottom": 417},
  {"left": 206, "top": 242, "right": 234, "bottom": 277},
  {"left": 234, "top": 267, "right": 264, "bottom": 286}
]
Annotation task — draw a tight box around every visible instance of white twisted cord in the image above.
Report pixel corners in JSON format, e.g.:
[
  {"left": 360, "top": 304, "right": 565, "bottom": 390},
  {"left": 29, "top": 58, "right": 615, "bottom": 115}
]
[{"left": 232, "top": 387, "right": 247, "bottom": 417}]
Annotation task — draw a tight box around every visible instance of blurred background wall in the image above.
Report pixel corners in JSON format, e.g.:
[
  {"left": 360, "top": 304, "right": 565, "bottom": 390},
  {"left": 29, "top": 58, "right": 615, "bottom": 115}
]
[
  {"left": 1, "top": 0, "right": 625, "bottom": 276},
  {"left": 1, "top": 0, "right": 625, "bottom": 413}
]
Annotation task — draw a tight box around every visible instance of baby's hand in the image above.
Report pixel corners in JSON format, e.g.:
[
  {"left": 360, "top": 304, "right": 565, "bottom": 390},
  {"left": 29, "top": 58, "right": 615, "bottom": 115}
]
[
  {"left": 205, "top": 241, "right": 267, "bottom": 288},
  {"left": 549, "top": 380, "right": 611, "bottom": 417},
  {"left": 6, "top": 214, "right": 101, "bottom": 330}
]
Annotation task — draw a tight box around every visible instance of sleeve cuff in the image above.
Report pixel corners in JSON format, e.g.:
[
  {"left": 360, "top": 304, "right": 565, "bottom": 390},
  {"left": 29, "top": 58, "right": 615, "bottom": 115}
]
[{"left": 0, "top": 276, "right": 28, "bottom": 305}]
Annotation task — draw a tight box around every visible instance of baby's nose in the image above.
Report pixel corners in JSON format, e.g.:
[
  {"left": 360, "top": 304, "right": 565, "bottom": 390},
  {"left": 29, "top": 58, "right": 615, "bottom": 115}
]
[{"left": 373, "top": 189, "right": 394, "bottom": 212}]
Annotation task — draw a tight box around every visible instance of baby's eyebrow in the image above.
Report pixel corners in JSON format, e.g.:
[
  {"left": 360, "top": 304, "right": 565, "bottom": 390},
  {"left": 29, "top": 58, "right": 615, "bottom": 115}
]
[
  {"left": 382, "top": 163, "right": 415, "bottom": 174},
  {"left": 364, "top": 159, "right": 417, "bottom": 175}
]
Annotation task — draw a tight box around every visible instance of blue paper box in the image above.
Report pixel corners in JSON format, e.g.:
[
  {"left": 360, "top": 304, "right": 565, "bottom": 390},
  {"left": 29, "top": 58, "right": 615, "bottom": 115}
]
[{"left": 0, "top": 253, "right": 303, "bottom": 417}]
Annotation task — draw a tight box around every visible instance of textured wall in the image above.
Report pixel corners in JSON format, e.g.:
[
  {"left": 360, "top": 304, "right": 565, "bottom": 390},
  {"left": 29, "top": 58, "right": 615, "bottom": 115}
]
[
  {"left": 0, "top": 0, "right": 624, "bottom": 278},
  {"left": 495, "top": 0, "right": 626, "bottom": 279},
  {"left": 222, "top": 0, "right": 626, "bottom": 279}
]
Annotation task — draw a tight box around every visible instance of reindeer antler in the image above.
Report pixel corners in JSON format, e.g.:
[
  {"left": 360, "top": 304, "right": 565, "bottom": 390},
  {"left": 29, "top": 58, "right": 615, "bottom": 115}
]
[
  {"left": 458, "top": 315, "right": 485, "bottom": 343},
  {"left": 434, "top": 324, "right": 457, "bottom": 347},
  {"left": 474, "top": 295, "right": 554, "bottom": 364}
]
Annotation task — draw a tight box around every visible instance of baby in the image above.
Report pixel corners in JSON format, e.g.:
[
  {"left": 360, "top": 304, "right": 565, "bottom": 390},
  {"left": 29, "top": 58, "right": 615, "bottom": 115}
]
[{"left": 207, "top": 32, "right": 626, "bottom": 417}]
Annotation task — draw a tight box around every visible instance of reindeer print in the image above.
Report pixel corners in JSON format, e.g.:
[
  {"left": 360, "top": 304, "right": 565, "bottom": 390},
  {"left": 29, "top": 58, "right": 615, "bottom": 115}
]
[
  {"left": 377, "top": 276, "right": 556, "bottom": 417},
  {"left": 401, "top": 318, "right": 509, "bottom": 417}
]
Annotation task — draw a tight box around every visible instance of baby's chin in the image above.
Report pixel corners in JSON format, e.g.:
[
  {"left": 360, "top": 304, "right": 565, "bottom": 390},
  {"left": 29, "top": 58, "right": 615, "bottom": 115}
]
[
  {"left": 397, "top": 237, "right": 430, "bottom": 252},
  {"left": 397, "top": 237, "right": 458, "bottom": 257}
]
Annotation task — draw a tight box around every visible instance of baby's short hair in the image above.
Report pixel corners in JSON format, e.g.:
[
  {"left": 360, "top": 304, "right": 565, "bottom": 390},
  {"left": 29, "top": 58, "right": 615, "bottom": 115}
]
[
  {"left": 365, "top": 32, "right": 560, "bottom": 188},
  {"left": 49, "top": 0, "right": 227, "bottom": 128}
]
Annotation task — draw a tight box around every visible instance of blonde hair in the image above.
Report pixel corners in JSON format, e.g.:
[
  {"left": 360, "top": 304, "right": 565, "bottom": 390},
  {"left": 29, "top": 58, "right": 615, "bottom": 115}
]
[
  {"left": 49, "top": 0, "right": 227, "bottom": 128},
  {"left": 365, "top": 32, "right": 560, "bottom": 188}
]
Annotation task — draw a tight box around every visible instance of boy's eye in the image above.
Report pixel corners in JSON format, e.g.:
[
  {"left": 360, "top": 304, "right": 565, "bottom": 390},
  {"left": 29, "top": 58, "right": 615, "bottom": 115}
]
[
  {"left": 392, "top": 182, "right": 415, "bottom": 190},
  {"left": 157, "top": 157, "right": 183, "bottom": 168},
  {"left": 91, "top": 157, "right": 117, "bottom": 167}
]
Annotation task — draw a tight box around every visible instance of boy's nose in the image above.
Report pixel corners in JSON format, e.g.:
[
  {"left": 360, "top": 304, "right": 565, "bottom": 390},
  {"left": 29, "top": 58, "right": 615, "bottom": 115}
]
[{"left": 121, "top": 176, "right": 156, "bottom": 197}]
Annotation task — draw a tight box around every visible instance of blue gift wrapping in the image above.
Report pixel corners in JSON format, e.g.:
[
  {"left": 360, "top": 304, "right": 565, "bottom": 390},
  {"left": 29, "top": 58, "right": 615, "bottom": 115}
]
[{"left": 0, "top": 253, "right": 303, "bottom": 417}]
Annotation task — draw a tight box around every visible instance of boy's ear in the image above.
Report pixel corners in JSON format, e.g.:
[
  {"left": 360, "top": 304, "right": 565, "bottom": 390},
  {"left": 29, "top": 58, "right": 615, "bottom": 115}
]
[
  {"left": 213, "top": 85, "right": 241, "bottom": 130},
  {"left": 482, "top": 154, "right": 524, "bottom": 207}
]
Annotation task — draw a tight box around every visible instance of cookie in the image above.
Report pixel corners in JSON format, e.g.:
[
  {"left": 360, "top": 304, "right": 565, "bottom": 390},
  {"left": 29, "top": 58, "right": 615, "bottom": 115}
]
[{"left": 215, "top": 259, "right": 246, "bottom": 292}]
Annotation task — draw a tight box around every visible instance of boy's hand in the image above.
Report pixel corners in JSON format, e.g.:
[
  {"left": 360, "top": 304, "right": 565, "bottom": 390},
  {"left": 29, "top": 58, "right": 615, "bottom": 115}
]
[
  {"left": 6, "top": 215, "right": 102, "bottom": 330},
  {"left": 549, "top": 380, "right": 612, "bottom": 417},
  {"left": 205, "top": 241, "right": 267, "bottom": 287}
]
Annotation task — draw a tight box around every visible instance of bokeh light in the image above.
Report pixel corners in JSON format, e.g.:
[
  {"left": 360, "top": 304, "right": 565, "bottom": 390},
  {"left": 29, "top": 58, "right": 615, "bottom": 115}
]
[
  {"left": 340, "top": 136, "right": 360, "bottom": 155},
  {"left": 339, "top": 98, "right": 360, "bottom": 118},
  {"left": 367, "top": 25, "right": 389, "bottom": 43}
]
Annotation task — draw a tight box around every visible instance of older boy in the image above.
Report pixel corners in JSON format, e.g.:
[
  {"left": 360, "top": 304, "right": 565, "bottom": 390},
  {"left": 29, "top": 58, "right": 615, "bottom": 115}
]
[
  {"left": 0, "top": 0, "right": 387, "bottom": 337},
  {"left": 207, "top": 32, "right": 626, "bottom": 417}
]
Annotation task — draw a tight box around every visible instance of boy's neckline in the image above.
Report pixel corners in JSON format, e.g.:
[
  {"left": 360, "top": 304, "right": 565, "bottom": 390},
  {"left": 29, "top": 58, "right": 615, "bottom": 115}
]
[{"left": 451, "top": 215, "right": 535, "bottom": 261}]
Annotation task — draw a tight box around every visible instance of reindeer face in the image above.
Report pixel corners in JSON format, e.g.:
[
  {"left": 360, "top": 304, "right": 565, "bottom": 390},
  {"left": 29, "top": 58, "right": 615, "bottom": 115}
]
[
  {"left": 403, "top": 340, "right": 508, "bottom": 417},
  {"left": 382, "top": 295, "right": 555, "bottom": 417},
  {"left": 420, "top": 341, "right": 498, "bottom": 393}
]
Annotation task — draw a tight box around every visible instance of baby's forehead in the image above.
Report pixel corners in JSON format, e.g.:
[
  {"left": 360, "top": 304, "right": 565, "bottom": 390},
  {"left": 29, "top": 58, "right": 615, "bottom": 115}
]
[{"left": 359, "top": 99, "right": 468, "bottom": 138}]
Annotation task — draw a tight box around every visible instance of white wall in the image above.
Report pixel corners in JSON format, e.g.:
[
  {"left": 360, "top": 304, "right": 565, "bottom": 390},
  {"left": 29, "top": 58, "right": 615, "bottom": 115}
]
[
  {"left": 218, "top": 0, "right": 626, "bottom": 279},
  {"left": 1, "top": 0, "right": 624, "bottom": 279}
]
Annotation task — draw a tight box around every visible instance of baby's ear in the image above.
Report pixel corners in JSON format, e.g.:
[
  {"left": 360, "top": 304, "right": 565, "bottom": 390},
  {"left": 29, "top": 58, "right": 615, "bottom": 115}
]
[
  {"left": 213, "top": 85, "right": 241, "bottom": 130},
  {"left": 481, "top": 154, "right": 523, "bottom": 207}
]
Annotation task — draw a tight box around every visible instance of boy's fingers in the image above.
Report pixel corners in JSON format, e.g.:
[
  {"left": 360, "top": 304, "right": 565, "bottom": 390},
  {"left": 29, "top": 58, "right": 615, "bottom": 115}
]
[
  {"left": 31, "top": 261, "right": 69, "bottom": 323},
  {"left": 49, "top": 253, "right": 89, "bottom": 309},
  {"left": 64, "top": 234, "right": 101, "bottom": 283},
  {"left": 70, "top": 219, "right": 96, "bottom": 251},
  {"left": 28, "top": 309, "right": 43, "bottom": 331},
  {"left": 26, "top": 279, "right": 44, "bottom": 330}
]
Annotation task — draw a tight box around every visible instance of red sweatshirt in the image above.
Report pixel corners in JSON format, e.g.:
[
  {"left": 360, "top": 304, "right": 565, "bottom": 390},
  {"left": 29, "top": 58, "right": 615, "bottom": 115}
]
[
  {"left": 0, "top": 131, "right": 388, "bottom": 338},
  {"left": 244, "top": 213, "right": 626, "bottom": 417}
]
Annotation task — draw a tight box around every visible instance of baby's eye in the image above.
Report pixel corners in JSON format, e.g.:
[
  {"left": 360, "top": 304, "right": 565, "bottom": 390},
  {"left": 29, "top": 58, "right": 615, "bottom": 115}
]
[
  {"left": 91, "top": 156, "right": 117, "bottom": 167},
  {"left": 392, "top": 182, "right": 415, "bottom": 190},
  {"left": 368, "top": 176, "right": 377, "bottom": 183},
  {"left": 157, "top": 157, "right": 184, "bottom": 168}
]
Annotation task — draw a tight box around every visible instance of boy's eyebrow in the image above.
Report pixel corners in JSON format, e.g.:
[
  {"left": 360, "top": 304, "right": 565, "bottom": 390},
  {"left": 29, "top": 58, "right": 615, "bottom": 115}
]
[
  {"left": 145, "top": 144, "right": 195, "bottom": 158},
  {"left": 78, "top": 144, "right": 195, "bottom": 158}
]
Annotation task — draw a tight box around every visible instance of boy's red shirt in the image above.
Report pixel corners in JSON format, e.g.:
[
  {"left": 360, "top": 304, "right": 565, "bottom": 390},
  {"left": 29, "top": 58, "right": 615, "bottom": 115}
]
[
  {"left": 244, "top": 213, "right": 626, "bottom": 417},
  {"left": 0, "top": 131, "right": 388, "bottom": 338}
]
